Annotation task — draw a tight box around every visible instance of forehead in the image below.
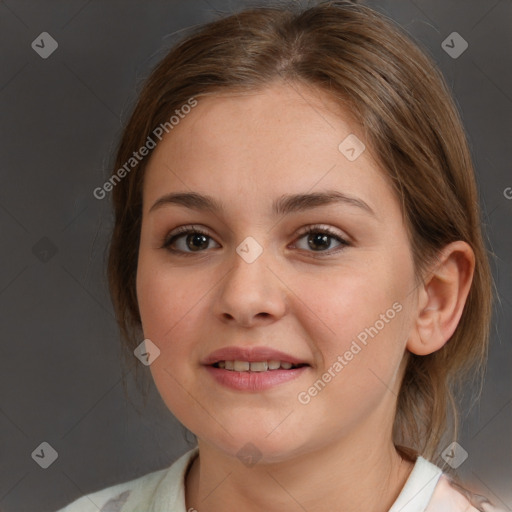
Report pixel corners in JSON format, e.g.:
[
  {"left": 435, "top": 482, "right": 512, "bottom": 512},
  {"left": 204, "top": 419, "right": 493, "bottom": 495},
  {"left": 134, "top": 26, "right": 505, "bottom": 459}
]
[{"left": 142, "top": 82, "right": 398, "bottom": 221}]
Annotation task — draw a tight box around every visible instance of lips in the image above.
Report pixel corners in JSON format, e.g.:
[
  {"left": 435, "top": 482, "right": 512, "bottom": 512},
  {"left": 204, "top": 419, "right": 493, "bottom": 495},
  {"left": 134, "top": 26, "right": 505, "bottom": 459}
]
[
  {"left": 203, "top": 346, "right": 310, "bottom": 391},
  {"left": 202, "top": 346, "right": 309, "bottom": 367}
]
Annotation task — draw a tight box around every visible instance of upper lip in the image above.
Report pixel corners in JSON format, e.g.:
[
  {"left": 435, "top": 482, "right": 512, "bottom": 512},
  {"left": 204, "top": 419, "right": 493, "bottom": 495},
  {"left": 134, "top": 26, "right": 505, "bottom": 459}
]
[{"left": 202, "top": 346, "right": 309, "bottom": 366}]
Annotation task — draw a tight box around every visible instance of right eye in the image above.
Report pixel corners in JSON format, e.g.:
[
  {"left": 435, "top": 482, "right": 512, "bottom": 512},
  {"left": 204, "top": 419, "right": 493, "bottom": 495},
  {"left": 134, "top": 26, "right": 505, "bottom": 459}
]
[{"left": 161, "top": 225, "right": 220, "bottom": 255}]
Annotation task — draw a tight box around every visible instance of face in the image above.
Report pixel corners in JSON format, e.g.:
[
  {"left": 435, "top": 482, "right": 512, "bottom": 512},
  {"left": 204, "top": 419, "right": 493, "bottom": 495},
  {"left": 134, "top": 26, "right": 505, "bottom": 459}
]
[{"left": 136, "top": 82, "right": 419, "bottom": 462}]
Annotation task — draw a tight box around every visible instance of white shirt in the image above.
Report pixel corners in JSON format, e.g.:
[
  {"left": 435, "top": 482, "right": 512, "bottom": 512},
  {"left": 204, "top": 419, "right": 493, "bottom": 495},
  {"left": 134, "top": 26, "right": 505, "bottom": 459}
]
[{"left": 54, "top": 447, "right": 503, "bottom": 512}]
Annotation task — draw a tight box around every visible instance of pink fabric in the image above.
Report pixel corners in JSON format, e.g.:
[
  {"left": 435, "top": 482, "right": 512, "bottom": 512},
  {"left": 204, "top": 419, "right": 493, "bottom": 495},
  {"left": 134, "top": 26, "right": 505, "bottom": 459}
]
[{"left": 425, "top": 475, "right": 504, "bottom": 512}]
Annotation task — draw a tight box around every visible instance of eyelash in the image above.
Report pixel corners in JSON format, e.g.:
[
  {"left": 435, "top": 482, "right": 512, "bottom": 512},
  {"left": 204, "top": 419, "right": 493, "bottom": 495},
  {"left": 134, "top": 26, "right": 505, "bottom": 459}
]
[{"left": 161, "top": 224, "right": 350, "bottom": 258}]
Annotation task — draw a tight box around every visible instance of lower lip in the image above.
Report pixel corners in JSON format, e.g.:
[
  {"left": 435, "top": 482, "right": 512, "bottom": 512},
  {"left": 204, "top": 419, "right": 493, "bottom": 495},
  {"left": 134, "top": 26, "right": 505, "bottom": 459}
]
[{"left": 204, "top": 365, "right": 309, "bottom": 391}]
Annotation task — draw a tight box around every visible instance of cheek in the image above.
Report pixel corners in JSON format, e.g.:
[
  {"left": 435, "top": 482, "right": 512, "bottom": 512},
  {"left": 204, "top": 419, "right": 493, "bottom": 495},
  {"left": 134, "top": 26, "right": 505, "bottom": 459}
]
[
  {"left": 295, "top": 274, "right": 408, "bottom": 413},
  {"left": 136, "top": 257, "right": 194, "bottom": 349},
  {"left": 136, "top": 257, "right": 222, "bottom": 387},
  {"left": 136, "top": 262, "right": 206, "bottom": 416},
  {"left": 300, "top": 264, "right": 398, "bottom": 336},
  {"left": 140, "top": 291, "right": 193, "bottom": 341},
  {"left": 293, "top": 256, "right": 409, "bottom": 377}
]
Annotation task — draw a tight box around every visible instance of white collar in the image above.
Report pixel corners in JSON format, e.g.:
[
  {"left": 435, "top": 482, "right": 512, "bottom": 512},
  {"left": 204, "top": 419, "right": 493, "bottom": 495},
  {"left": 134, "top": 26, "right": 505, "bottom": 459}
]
[
  {"left": 388, "top": 456, "right": 442, "bottom": 512},
  {"left": 149, "top": 449, "right": 442, "bottom": 512}
]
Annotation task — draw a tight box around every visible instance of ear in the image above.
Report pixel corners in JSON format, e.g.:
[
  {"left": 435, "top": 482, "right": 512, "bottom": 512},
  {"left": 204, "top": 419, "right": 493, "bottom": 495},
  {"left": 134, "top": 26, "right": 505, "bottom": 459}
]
[{"left": 406, "top": 241, "right": 475, "bottom": 356}]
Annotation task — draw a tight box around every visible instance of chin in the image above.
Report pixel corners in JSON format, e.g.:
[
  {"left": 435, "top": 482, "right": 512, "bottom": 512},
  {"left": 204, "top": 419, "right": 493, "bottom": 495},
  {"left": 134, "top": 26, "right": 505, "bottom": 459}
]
[{"left": 195, "top": 423, "right": 312, "bottom": 465}]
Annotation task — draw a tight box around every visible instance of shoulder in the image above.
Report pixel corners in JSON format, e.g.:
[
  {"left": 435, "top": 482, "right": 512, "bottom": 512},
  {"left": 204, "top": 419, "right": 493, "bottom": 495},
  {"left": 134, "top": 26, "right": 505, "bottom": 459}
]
[
  {"left": 53, "top": 448, "right": 198, "bottom": 512},
  {"left": 425, "top": 471, "right": 505, "bottom": 512},
  {"left": 54, "top": 467, "right": 169, "bottom": 512},
  {"left": 390, "top": 454, "right": 505, "bottom": 512}
]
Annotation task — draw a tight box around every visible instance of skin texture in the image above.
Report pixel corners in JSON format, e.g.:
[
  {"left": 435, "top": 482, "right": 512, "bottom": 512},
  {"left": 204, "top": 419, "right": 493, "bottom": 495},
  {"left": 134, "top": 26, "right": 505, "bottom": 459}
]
[{"left": 136, "top": 82, "right": 475, "bottom": 512}]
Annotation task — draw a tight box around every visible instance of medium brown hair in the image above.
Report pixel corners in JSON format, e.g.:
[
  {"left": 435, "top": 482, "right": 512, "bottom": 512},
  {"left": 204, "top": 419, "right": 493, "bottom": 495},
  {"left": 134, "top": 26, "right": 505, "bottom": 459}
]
[{"left": 106, "top": 0, "right": 494, "bottom": 467}]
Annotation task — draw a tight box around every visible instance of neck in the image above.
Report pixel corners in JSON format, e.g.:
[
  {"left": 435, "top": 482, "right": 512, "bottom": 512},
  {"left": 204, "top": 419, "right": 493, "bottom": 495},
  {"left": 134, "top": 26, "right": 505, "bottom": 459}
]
[{"left": 185, "top": 426, "right": 415, "bottom": 512}]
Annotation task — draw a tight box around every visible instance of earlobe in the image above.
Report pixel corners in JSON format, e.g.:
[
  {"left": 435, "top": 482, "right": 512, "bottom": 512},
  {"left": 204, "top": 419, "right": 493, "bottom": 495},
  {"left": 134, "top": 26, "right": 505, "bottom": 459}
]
[{"left": 406, "top": 241, "right": 475, "bottom": 356}]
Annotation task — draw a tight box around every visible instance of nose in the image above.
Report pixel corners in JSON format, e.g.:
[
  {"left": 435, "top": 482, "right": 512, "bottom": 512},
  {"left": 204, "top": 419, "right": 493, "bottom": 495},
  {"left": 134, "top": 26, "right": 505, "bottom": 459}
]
[{"left": 213, "top": 241, "right": 288, "bottom": 327}]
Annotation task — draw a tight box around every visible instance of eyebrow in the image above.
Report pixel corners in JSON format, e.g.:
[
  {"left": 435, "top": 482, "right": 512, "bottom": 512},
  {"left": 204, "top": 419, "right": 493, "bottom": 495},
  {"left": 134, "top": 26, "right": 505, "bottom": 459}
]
[{"left": 149, "top": 190, "right": 376, "bottom": 217}]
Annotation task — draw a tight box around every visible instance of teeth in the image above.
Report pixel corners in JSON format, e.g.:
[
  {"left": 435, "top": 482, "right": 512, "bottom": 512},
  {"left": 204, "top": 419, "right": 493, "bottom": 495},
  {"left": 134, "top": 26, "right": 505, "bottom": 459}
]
[
  {"left": 234, "top": 360, "right": 250, "bottom": 371},
  {"left": 214, "top": 360, "right": 302, "bottom": 371},
  {"left": 250, "top": 361, "right": 268, "bottom": 372}
]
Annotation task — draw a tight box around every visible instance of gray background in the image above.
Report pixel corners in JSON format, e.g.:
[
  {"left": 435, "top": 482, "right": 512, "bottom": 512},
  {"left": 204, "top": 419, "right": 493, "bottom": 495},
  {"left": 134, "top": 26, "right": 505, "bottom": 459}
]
[{"left": 0, "top": 1, "right": 510, "bottom": 511}]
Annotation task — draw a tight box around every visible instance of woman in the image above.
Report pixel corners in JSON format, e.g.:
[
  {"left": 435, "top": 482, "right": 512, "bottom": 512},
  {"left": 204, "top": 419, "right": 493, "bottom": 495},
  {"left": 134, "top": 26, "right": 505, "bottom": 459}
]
[{"left": 57, "top": 1, "right": 501, "bottom": 510}]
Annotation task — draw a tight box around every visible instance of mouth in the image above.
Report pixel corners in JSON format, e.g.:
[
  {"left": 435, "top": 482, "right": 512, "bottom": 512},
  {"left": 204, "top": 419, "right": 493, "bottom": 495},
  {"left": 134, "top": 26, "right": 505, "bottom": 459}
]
[
  {"left": 203, "top": 347, "right": 311, "bottom": 391},
  {"left": 210, "top": 360, "right": 309, "bottom": 372}
]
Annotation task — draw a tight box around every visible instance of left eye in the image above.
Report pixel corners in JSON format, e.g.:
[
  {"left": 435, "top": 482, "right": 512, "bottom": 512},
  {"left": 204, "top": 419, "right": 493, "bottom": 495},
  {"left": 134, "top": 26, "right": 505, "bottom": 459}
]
[
  {"left": 162, "top": 225, "right": 349, "bottom": 256},
  {"left": 292, "top": 226, "right": 349, "bottom": 255}
]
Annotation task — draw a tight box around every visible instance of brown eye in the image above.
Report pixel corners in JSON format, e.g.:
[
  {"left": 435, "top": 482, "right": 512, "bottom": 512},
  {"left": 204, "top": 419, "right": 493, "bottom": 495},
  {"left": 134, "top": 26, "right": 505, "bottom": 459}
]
[
  {"left": 293, "top": 226, "right": 349, "bottom": 256},
  {"left": 162, "top": 226, "right": 220, "bottom": 254},
  {"left": 182, "top": 233, "right": 210, "bottom": 251}
]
